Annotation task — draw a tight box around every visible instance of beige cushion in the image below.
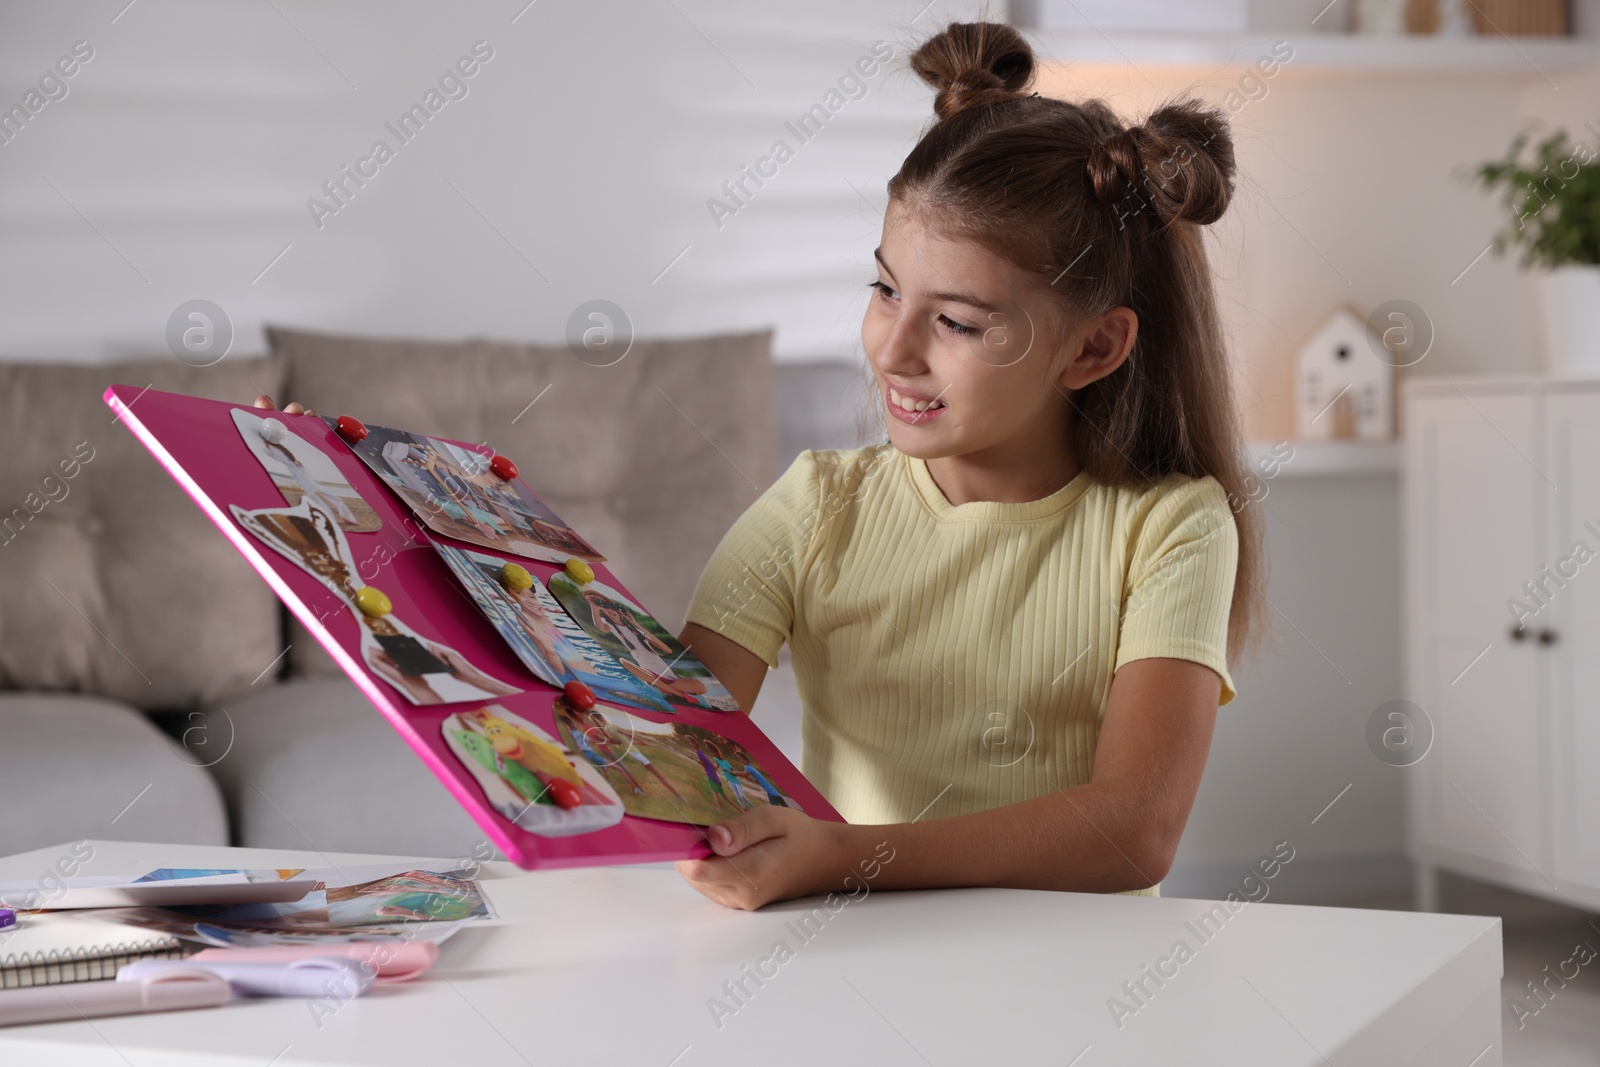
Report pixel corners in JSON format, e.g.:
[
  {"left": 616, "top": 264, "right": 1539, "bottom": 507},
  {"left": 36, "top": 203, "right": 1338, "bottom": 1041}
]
[
  {"left": 194, "top": 677, "right": 489, "bottom": 857},
  {"left": 0, "top": 693, "right": 229, "bottom": 856},
  {"left": 270, "top": 325, "right": 777, "bottom": 677},
  {"left": 0, "top": 356, "right": 287, "bottom": 709}
]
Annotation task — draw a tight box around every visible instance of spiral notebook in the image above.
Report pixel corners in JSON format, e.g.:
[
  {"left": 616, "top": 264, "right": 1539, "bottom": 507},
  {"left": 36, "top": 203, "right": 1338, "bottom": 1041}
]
[{"left": 0, "top": 912, "right": 194, "bottom": 989}]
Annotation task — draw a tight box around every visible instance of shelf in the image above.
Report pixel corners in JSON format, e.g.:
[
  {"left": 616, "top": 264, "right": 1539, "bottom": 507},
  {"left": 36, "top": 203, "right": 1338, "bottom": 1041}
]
[
  {"left": 1023, "top": 29, "right": 1596, "bottom": 73},
  {"left": 1249, "top": 440, "right": 1400, "bottom": 476}
]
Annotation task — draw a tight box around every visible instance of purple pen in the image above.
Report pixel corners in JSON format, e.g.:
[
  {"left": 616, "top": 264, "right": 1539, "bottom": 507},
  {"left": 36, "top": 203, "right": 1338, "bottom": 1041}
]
[{"left": 0, "top": 910, "right": 14, "bottom": 929}]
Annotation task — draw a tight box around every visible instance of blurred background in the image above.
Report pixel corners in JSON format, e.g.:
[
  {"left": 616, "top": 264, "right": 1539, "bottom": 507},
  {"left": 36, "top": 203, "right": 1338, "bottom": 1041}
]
[{"left": 2, "top": 1, "right": 1598, "bottom": 1057}]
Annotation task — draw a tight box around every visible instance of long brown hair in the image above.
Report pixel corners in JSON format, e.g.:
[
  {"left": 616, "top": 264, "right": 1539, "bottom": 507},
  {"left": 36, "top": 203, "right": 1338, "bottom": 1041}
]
[{"left": 887, "top": 21, "right": 1262, "bottom": 660}]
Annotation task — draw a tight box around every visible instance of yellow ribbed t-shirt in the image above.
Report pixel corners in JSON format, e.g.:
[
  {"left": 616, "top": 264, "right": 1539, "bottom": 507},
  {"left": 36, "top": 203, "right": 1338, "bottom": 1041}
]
[{"left": 685, "top": 445, "right": 1237, "bottom": 891}]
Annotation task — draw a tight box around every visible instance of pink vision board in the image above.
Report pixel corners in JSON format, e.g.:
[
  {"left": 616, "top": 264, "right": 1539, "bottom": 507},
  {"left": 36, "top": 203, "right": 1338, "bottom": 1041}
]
[{"left": 104, "top": 384, "right": 842, "bottom": 869}]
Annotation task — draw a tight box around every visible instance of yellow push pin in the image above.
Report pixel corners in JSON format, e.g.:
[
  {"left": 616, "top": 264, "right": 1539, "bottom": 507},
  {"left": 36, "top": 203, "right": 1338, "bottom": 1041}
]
[
  {"left": 564, "top": 558, "right": 594, "bottom": 584},
  {"left": 501, "top": 562, "right": 533, "bottom": 591},
  {"left": 354, "top": 586, "right": 392, "bottom": 617}
]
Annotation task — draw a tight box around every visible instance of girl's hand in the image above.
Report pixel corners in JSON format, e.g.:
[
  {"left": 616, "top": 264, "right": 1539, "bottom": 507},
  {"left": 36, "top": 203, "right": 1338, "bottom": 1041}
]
[
  {"left": 675, "top": 806, "right": 853, "bottom": 910},
  {"left": 254, "top": 394, "right": 318, "bottom": 418}
]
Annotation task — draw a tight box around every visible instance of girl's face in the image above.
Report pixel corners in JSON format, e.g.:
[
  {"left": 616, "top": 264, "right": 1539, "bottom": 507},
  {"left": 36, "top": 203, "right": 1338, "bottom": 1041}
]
[{"left": 861, "top": 203, "right": 1132, "bottom": 472}]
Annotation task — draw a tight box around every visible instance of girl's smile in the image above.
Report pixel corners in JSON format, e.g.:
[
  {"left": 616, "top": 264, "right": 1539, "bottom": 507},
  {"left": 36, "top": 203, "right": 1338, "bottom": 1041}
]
[{"left": 883, "top": 380, "right": 949, "bottom": 424}]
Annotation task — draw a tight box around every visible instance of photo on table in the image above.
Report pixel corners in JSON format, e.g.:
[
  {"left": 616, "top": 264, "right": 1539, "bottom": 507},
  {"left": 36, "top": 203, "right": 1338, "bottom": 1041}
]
[
  {"left": 331, "top": 419, "right": 604, "bottom": 564},
  {"left": 324, "top": 869, "right": 493, "bottom": 926},
  {"left": 443, "top": 705, "right": 625, "bottom": 838},
  {"left": 103, "top": 868, "right": 492, "bottom": 946},
  {"left": 550, "top": 701, "right": 798, "bottom": 825},
  {"left": 546, "top": 574, "right": 741, "bottom": 712},
  {"left": 232, "top": 408, "right": 381, "bottom": 532},
  {"left": 432, "top": 543, "right": 675, "bottom": 714}
]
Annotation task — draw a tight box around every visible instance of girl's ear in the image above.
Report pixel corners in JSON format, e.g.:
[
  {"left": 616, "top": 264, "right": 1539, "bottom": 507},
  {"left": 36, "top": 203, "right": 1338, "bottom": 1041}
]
[{"left": 1059, "top": 306, "right": 1137, "bottom": 390}]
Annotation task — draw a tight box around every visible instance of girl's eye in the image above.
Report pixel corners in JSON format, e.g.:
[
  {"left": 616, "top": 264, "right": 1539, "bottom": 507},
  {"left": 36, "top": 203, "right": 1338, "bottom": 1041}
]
[{"left": 869, "top": 280, "right": 977, "bottom": 337}]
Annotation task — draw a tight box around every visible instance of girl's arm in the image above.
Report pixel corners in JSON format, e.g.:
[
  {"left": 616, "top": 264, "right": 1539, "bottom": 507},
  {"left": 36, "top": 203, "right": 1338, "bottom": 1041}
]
[
  {"left": 676, "top": 656, "right": 1219, "bottom": 907},
  {"left": 856, "top": 656, "right": 1218, "bottom": 893},
  {"left": 679, "top": 622, "right": 769, "bottom": 712}
]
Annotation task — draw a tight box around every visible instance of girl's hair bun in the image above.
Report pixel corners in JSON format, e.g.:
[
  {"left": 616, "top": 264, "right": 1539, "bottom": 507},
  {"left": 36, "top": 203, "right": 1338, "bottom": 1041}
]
[
  {"left": 1132, "top": 99, "right": 1237, "bottom": 226},
  {"left": 909, "top": 21, "right": 1035, "bottom": 123}
]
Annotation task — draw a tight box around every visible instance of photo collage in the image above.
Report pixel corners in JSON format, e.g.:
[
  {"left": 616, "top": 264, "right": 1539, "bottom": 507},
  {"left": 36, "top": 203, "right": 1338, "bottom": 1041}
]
[{"left": 223, "top": 403, "right": 774, "bottom": 841}]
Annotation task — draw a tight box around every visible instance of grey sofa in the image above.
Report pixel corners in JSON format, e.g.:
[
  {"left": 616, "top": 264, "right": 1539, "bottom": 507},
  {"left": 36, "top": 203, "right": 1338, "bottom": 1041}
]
[{"left": 0, "top": 327, "right": 808, "bottom": 861}]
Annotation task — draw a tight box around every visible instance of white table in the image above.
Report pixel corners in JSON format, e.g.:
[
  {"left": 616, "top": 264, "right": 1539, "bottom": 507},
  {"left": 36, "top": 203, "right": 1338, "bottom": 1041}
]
[{"left": 0, "top": 841, "right": 1502, "bottom": 1066}]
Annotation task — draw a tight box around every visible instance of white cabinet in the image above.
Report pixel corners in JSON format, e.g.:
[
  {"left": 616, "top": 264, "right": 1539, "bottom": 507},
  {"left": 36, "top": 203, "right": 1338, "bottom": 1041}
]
[
  {"left": 1404, "top": 379, "right": 1600, "bottom": 911},
  {"left": 1544, "top": 393, "right": 1600, "bottom": 892}
]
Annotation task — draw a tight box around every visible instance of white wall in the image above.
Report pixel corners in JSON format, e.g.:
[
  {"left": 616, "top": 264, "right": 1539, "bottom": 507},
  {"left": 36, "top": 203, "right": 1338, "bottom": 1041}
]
[{"left": 0, "top": 0, "right": 966, "bottom": 364}]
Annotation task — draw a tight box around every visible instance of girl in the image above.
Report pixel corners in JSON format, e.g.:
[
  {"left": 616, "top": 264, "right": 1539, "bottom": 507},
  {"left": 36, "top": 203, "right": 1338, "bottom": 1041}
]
[
  {"left": 583, "top": 588, "right": 709, "bottom": 702},
  {"left": 706, "top": 742, "right": 753, "bottom": 812},
  {"left": 672, "top": 21, "right": 1261, "bottom": 910},
  {"left": 691, "top": 741, "right": 731, "bottom": 814},
  {"left": 563, "top": 708, "right": 646, "bottom": 794},
  {"left": 740, "top": 759, "right": 788, "bottom": 809},
  {"left": 580, "top": 710, "right": 651, "bottom": 795},
  {"left": 624, "top": 745, "right": 686, "bottom": 801},
  {"left": 262, "top": 439, "right": 358, "bottom": 527}
]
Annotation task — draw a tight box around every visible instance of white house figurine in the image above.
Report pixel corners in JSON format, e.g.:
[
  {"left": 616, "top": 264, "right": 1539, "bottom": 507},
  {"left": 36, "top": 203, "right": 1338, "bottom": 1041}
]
[{"left": 1294, "top": 305, "right": 1392, "bottom": 441}]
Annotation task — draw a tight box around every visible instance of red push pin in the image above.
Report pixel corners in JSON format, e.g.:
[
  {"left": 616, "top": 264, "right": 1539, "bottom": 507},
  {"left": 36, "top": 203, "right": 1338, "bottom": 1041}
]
[
  {"left": 489, "top": 454, "right": 518, "bottom": 481},
  {"left": 563, "top": 680, "right": 596, "bottom": 710},
  {"left": 546, "top": 778, "right": 582, "bottom": 809},
  {"left": 336, "top": 415, "right": 369, "bottom": 442}
]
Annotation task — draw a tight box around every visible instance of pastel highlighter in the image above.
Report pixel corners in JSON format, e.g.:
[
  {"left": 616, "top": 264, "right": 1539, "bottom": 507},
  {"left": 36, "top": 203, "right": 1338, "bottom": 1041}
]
[{"left": 191, "top": 941, "right": 439, "bottom": 983}]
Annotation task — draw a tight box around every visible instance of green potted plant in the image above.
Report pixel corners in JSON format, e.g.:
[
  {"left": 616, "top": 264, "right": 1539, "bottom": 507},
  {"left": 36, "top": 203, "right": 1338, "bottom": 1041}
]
[{"left": 1473, "top": 127, "right": 1600, "bottom": 373}]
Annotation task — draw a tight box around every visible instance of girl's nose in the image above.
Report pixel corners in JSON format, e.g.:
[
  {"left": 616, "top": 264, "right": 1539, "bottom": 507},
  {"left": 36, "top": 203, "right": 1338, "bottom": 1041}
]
[{"left": 874, "top": 316, "right": 927, "bottom": 377}]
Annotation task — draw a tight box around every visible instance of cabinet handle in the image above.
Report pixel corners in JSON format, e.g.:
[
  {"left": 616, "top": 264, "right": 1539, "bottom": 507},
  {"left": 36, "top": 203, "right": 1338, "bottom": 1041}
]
[
  {"left": 1510, "top": 625, "right": 1528, "bottom": 642},
  {"left": 1538, "top": 629, "right": 1559, "bottom": 646}
]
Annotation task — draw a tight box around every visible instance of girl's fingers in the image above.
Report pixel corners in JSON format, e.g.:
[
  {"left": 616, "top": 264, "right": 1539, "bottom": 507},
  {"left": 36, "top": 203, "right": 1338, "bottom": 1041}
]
[
  {"left": 682, "top": 869, "right": 756, "bottom": 907},
  {"left": 676, "top": 855, "right": 773, "bottom": 910},
  {"left": 679, "top": 854, "right": 757, "bottom": 889},
  {"left": 710, "top": 806, "right": 785, "bottom": 855},
  {"left": 681, "top": 877, "right": 739, "bottom": 908},
  {"left": 252, "top": 396, "right": 316, "bottom": 417}
]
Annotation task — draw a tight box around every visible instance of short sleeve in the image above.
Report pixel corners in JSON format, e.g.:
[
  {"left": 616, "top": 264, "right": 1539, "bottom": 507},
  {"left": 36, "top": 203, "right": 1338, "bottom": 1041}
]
[
  {"left": 683, "top": 451, "right": 823, "bottom": 668},
  {"left": 1114, "top": 477, "right": 1239, "bottom": 705}
]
